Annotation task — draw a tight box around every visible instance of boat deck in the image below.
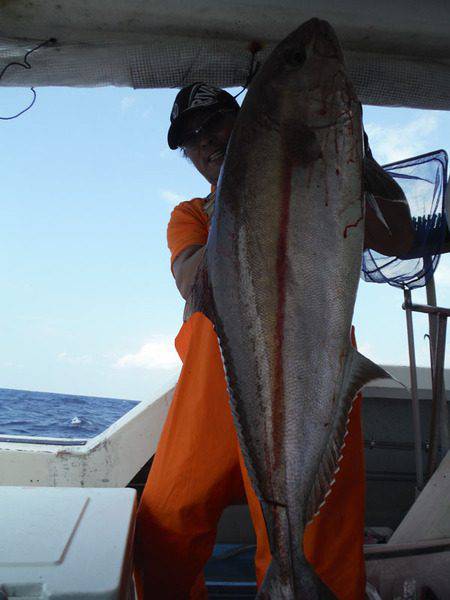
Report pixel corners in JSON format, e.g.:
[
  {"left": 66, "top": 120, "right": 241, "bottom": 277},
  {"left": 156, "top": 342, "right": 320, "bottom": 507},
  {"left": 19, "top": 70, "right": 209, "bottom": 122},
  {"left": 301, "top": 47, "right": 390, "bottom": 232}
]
[{"left": 206, "top": 544, "right": 256, "bottom": 599}]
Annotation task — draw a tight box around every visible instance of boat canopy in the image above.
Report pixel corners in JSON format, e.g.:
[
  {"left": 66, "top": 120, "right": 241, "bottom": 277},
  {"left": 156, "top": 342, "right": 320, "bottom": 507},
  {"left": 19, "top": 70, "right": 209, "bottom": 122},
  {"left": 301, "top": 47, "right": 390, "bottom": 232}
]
[{"left": 0, "top": 0, "right": 449, "bottom": 110}]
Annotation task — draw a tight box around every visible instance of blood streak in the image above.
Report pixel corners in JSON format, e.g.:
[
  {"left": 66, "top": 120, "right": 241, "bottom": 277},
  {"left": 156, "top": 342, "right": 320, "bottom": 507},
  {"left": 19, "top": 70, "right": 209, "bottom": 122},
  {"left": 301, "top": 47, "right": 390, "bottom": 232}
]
[
  {"left": 273, "top": 159, "right": 292, "bottom": 470},
  {"left": 343, "top": 215, "right": 363, "bottom": 238}
]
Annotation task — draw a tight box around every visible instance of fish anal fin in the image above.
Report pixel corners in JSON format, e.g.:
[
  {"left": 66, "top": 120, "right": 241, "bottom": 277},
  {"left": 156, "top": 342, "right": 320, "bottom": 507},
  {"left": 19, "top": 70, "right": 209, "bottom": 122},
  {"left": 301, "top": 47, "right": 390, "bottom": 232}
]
[
  {"left": 341, "top": 348, "right": 393, "bottom": 402},
  {"left": 306, "top": 349, "right": 393, "bottom": 523}
]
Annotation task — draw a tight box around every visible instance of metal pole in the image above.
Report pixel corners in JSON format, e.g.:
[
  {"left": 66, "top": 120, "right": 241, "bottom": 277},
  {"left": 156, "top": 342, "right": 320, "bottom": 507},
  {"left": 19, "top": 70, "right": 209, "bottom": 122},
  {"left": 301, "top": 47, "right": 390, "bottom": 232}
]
[
  {"left": 425, "top": 273, "right": 438, "bottom": 375},
  {"left": 402, "top": 296, "right": 450, "bottom": 477},
  {"left": 436, "top": 316, "right": 449, "bottom": 457},
  {"left": 424, "top": 272, "right": 449, "bottom": 477},
  {"left": 401, "top": 303, "right": 450, "bottom": 317},
  {"left": 427, "top": 315, "right": 448, "bottom": 476},
  {"left": 403, "top": 287, "right": 424, "bottom": 492},
  {"left": 425, "top": 271, "right": 439, "bottom": 475}
]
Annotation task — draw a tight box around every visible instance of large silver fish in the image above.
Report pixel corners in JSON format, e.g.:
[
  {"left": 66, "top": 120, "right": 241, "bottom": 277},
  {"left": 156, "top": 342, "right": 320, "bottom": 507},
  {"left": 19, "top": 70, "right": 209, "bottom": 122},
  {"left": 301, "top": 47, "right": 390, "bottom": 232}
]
[{"left": 190, "top": 18, "right": 389, "bottom": 599}]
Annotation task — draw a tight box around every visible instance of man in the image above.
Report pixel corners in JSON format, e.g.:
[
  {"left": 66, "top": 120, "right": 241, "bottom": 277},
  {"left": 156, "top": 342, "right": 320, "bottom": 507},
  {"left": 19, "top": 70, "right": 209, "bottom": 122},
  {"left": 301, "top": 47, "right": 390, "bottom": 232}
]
[{"left": 134, "top": 83, "right": 414, "bottom": 599}]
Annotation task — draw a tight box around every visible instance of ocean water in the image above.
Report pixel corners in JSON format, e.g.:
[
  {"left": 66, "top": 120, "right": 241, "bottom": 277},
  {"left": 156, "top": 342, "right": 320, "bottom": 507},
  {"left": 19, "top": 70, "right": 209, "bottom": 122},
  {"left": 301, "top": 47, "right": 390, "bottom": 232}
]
[{"left": 0, "top": 388, "right": 139, "bottom": 440}]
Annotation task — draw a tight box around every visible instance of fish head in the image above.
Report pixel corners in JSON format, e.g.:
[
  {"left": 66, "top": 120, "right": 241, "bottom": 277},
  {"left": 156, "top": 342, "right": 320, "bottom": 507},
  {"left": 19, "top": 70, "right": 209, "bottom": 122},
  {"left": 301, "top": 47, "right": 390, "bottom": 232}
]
[{"left": 250, "top": 19, "right": 357, "bottom": 137}]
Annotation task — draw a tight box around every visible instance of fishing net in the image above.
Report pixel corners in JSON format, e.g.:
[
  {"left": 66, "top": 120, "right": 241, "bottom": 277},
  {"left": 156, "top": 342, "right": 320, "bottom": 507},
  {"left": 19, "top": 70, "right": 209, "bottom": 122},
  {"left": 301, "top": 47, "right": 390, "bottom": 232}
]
[{"left": 361, "top": 149, "right": 449, "bottom": 289}]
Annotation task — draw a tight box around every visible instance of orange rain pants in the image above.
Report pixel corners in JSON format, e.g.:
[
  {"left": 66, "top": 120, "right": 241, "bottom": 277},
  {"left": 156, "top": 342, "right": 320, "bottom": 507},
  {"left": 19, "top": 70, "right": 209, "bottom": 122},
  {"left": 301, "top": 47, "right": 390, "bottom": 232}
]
[{"left": 134, "top": 313, "right": 366, "bottom": 600}]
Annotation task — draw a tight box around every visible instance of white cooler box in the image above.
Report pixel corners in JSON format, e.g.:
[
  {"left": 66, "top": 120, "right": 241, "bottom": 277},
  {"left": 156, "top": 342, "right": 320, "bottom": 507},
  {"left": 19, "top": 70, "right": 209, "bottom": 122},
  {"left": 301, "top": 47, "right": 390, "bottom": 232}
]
[{"left": 0, "top": 486, "right": 136, "bottom": 599}]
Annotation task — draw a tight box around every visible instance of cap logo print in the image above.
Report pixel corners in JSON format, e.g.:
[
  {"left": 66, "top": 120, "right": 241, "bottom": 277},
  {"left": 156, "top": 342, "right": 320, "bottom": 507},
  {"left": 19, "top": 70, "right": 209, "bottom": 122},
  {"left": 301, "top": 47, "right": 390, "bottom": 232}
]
[
  {"left": 171, "top": 104, "right": 179, "bottom": 120},
  {"left": 189, "top": 84, "right": 218, "bottom": 108}
]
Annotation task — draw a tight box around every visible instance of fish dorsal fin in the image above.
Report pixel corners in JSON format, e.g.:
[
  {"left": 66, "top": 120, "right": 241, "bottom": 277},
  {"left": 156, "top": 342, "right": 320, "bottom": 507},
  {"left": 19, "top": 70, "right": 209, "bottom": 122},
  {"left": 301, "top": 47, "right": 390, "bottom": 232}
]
[{"left": 305, "top": 348, "right": 392, "bottom": 524}]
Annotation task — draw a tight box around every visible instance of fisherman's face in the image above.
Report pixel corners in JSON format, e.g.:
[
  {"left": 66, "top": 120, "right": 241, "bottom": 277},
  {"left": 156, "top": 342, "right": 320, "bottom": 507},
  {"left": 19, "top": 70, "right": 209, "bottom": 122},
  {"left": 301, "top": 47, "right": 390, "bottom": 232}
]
[{"left": 179, "top": 108, "right": 238, "bottom": 185}]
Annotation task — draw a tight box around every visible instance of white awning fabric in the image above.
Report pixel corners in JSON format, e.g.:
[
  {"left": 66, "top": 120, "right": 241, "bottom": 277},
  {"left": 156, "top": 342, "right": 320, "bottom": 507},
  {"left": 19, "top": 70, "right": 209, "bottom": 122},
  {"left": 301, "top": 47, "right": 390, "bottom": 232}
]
[{"left": 0, "top": 0, "right": 449, "bottom": 110}]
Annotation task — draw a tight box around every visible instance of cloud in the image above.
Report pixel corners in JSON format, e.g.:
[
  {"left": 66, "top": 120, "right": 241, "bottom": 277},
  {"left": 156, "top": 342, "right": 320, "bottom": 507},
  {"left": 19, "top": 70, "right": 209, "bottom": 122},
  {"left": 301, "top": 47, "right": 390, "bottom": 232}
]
[
  {"left": 1, "top": 361, "right": 23, "bottom": 368},
  {"left": 120, "top": 95, "right": 136, "bottom": 111},
  {"left": 365, "top": 113, "right": 438, "bottom": 164},
  {"left": 57, "top": 352, "right": 92, "bottom": 365},
  {"left": 159, "top": 189, "right": 185, "bottom": 206},
  {"left": 115, "top": 336, "right": 181, "bottom": 370}
]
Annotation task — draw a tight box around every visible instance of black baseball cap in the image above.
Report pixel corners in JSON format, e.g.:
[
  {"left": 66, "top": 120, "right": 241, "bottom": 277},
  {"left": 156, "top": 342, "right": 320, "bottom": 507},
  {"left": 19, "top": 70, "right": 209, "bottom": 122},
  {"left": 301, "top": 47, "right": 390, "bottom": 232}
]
[{"left": 168, "top": 83, "right": 239, "bottom": 149}]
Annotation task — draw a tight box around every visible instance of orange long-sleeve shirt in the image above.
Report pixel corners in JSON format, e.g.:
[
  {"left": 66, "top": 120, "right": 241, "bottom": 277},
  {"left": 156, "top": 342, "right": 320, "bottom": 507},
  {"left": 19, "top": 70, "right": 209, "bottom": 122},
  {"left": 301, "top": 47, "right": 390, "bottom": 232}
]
[{"left": 167, "top": 198, "right": 210, "bottom": 267}]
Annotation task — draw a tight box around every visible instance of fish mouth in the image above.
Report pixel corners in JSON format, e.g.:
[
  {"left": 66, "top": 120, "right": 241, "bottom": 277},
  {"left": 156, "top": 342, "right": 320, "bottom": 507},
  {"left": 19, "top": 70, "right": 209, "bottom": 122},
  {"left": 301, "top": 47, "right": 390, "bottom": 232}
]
[{"left": 208, "top": 149, "right": 225, "bottom": 163}]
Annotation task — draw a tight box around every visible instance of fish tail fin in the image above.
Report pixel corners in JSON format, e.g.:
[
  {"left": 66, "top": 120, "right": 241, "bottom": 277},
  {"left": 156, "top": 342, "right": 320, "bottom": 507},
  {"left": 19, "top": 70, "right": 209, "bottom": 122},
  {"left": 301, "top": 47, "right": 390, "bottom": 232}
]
[
  {"left": 258, "top": 556, "right": 336, "bottom": 599},
  {"left": 258, "top": 503, "right": 336, "bottom": 599}
]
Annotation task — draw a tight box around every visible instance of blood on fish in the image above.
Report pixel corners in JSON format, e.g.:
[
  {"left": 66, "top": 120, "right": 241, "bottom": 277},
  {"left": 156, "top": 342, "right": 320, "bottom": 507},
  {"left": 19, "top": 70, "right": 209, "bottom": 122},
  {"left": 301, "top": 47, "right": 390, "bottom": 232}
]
[
  {"left": 343, "top": 215, "right": 363, "bottom": 238},
  {"left": 272, "top": 159, "right": 292, "bottom": 471}
]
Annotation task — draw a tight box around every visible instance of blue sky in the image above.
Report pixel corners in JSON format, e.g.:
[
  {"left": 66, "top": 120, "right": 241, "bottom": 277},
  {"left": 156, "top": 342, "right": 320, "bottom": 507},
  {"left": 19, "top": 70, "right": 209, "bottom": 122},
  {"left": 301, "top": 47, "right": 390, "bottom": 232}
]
[{"left": 0, "top": 87, "right": 449, "bottom": 401}]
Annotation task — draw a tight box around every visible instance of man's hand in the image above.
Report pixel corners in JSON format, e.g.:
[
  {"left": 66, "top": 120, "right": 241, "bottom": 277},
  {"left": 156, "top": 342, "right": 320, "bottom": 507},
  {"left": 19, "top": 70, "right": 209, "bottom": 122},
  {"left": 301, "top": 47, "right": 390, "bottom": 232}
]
[{"left": 363, "top": 156, "right": 415, "bottom": 256}]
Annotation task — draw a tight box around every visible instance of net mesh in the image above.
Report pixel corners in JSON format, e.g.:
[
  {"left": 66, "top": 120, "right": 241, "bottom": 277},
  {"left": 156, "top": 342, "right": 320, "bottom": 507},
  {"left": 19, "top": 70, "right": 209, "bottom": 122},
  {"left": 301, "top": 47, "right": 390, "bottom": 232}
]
[
  {"left": 361, "top": 150, "right": 448, "bottom": 289},
  {"left": 0, "top": 34, "right": 449, "bottom": 110}
]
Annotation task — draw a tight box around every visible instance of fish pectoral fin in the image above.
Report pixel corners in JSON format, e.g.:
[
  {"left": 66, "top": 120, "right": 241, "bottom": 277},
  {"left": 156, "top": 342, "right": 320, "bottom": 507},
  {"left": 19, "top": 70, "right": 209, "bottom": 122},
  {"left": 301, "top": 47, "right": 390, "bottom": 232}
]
[
  {"left": 282, "top": 120, "right": 322, "bottom": 165},
  {"left": 184, "top": 262, "right": 215, "bottom": 323},
  {"left": 306, "top": 348, "right": 393, "bottom": 524}
]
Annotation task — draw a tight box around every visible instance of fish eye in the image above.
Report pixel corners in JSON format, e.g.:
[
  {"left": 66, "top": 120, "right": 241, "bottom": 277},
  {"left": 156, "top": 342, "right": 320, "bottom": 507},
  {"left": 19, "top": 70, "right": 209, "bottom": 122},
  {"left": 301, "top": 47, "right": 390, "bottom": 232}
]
[{"left": 286, "top": 47, "right": 307, "bottom": 66}]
